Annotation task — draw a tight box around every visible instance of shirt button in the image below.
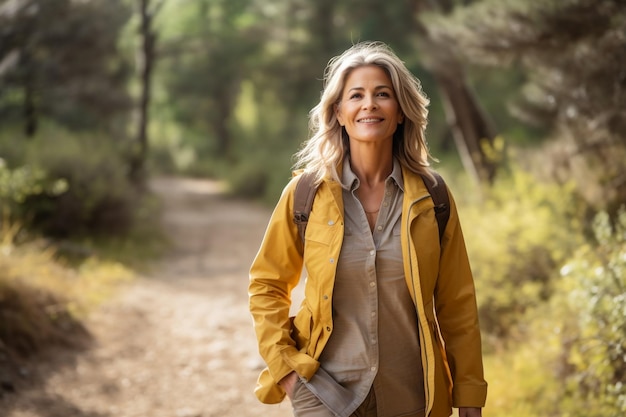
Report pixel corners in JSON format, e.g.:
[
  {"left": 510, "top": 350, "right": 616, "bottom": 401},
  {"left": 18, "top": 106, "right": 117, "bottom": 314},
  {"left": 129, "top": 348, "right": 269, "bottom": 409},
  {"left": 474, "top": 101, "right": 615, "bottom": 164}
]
[
  {"left": 383, "top": 202, "right": 389, "bottom": 207},
  {"left": 371, "top": 367, "right": 377, "bottom": 372},
  {"left": 372, "top": 339, "right": 377, "bottom": 344},
  {"left": 371, "top": 311, "right": 376, "bottom": 317},
  {"left": 370, "top": 281, "right": 376, "bottom": 288},
  {"left": 369, "top": 250, "right": 375, "bottom": 256},
  {"left": 377, "top": 226, "right": 382, "bottom": 231}
]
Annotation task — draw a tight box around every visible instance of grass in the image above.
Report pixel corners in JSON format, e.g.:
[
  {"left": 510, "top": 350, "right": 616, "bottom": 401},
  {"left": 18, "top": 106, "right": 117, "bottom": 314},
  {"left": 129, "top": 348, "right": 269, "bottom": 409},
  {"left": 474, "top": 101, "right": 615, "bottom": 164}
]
[{"left": 0, "top": 224, "right": 136, "bottom": 359}]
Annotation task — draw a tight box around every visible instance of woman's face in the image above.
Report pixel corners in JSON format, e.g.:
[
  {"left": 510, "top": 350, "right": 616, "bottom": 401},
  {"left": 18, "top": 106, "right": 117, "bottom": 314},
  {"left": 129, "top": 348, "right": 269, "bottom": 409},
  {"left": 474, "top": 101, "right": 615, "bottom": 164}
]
[{"left": 335, "top": 65, "right": 403, "bottom": 146}]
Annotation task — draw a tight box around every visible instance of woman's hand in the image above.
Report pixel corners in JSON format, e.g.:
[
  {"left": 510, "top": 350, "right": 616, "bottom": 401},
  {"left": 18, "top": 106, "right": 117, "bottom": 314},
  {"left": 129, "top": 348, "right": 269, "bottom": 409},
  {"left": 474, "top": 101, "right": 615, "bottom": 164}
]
[
  {"left": 459, "top": 407, "right": 482, "bottom": 417},
  {"left": 278, "top": 371, "right": 299, "bottom": 399}
]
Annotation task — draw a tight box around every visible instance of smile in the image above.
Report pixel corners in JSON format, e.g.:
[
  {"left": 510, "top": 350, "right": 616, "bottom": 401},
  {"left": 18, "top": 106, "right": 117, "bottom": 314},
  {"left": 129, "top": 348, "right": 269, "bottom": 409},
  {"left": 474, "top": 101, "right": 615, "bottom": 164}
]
[{"left": 357, "top": 118, "right": 384, "bottom": 123}]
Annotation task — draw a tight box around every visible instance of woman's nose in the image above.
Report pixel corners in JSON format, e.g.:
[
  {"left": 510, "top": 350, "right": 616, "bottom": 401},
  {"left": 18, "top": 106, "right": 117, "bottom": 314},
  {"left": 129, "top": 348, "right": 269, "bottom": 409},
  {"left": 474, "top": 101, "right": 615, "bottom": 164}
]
[{"left": 362, "top": 95, "right": 378, "bottom": 110}]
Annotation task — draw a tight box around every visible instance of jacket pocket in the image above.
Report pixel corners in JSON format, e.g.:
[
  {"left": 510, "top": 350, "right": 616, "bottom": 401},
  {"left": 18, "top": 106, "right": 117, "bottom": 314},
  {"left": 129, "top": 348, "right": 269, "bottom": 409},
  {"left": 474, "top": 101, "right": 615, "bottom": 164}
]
[
  {"left": 304, "top": 217, "right": 336, "bottom": 245},
  {"left": 303, "top": 218, "right": 336, "bottom": 278}
]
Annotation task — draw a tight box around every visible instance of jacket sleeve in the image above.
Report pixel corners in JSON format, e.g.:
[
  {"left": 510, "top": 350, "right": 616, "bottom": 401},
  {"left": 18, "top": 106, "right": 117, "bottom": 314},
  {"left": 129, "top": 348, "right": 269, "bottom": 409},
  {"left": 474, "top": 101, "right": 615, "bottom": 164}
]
[
  {"left": 248, "top": 176, "right": 306, "bottom": 389},
  {"left": 434, "top": 189, "right": 488, "bottom": 408}
]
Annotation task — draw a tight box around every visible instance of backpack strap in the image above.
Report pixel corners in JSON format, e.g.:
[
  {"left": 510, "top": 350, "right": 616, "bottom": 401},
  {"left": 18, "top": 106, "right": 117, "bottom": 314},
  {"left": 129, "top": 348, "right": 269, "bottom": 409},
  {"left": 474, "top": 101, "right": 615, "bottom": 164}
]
[
  {"left": 420, "top": 171, "right": 450, "bottom": 243},
  {"left": 293, "top": 171, "right": 319, "bottom": 244},
  {"left": 293, "top": 170, "right": 450, "bottom": 245}
]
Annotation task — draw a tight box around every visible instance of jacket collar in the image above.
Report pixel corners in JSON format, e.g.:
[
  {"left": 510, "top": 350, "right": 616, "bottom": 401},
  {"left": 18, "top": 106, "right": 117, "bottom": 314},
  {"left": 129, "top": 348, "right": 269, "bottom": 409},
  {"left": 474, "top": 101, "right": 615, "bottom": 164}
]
[{"left": 400, "top": 165, "right": 430, "bottom": 201}]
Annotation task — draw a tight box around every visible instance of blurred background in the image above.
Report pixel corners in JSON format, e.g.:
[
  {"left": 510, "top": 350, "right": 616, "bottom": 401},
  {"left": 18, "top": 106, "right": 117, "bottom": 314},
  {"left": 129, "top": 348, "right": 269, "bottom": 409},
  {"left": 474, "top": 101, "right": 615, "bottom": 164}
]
[{"left": 0, "top": 0, "right": 625, "bottom": 416}]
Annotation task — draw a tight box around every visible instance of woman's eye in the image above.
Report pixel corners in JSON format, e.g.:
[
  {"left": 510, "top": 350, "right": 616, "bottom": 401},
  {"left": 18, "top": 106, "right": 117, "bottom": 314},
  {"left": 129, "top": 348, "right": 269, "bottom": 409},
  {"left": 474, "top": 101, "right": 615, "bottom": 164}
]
[
  {"left": 349, "top": 93, "right": 362, "bottom": 99},
  {"left": 377, "top": 92, "right": 390, "bottom": 97}
]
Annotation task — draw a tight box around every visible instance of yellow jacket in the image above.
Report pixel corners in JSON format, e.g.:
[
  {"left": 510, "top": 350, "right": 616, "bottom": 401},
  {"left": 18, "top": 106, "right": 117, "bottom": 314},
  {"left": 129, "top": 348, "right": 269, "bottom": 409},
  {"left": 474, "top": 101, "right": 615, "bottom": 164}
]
[{"left": 249, "top": 167, "right": 487, "bottom": 417}]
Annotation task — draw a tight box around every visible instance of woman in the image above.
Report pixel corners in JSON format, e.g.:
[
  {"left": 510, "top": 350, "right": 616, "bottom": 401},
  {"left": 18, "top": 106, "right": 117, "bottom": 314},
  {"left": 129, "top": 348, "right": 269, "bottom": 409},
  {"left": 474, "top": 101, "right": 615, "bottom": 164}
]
[{"left": 249, "top": 41, "right": 487, "bottom": 417}]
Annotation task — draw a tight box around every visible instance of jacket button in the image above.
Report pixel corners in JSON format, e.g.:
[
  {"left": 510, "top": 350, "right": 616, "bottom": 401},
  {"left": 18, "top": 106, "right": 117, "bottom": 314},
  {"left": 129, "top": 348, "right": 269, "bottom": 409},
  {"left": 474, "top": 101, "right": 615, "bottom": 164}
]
[
  {"left": 326, "top": 326, "right": 331, "bottom": 332},
  {"left": 323, "top": 295, "right": 329, "bottom": 300},
  {"left": 329, "top": 258, "right": 335, "bottom": 263},
  {"left": 328, "top": 220, "right": 335, "bottom": 226}
]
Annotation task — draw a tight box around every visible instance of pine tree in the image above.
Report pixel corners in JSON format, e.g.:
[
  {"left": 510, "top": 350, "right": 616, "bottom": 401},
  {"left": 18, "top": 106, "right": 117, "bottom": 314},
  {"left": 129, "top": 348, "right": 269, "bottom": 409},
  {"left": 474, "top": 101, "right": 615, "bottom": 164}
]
[
  {"left": 428, "top": 0, "right": 626, "bottom": 211},
  {"left": 0, "top": 0, "right": 132, "bottom": 135}
]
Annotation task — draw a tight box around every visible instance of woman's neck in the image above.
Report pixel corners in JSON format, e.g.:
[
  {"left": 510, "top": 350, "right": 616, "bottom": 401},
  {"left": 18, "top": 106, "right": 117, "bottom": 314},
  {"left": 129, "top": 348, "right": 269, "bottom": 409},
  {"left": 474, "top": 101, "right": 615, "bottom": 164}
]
[{"left": 349, "top": 142, "right": 393, "bottom": 187}]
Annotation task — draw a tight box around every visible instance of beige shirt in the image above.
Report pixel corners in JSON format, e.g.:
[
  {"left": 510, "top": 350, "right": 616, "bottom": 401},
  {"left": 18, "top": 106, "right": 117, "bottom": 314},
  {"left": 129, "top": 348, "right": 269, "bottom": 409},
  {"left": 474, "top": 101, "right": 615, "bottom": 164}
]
[{"left": 308, "top": 158, "right": 425, "bottom": 417}]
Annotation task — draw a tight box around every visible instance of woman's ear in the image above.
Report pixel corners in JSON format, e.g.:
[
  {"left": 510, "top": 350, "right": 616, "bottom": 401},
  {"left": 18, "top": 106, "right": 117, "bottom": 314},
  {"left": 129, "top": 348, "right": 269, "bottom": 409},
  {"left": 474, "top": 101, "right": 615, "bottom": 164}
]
[{"left": 335, "top": 103, "right": 345, "bottom": 126}]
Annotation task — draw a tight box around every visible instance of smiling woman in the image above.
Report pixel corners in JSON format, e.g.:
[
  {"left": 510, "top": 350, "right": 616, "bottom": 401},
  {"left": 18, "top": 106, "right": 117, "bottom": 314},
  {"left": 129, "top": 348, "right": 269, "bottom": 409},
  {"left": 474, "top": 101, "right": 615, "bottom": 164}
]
[
  {"left": 249, "top": 41, "right": 487, "bottom": 417},
  {"left": 335, "top": 65, "right": 405, "bottom": 229}
]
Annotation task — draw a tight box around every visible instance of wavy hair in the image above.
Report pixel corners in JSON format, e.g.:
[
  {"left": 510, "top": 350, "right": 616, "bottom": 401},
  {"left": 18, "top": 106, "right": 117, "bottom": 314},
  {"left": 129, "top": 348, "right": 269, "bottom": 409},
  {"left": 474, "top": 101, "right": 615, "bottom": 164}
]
[{"left": 294, "top": 41, "right": 434, "bottom": 184}]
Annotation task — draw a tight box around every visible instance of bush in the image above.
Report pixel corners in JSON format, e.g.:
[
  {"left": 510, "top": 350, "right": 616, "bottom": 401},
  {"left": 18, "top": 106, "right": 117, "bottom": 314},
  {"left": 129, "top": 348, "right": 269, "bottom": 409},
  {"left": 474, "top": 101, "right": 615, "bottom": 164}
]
[
  {"left": 0, "top": 239, "right": 134, "bottom": 359},
  {"left": 482, "top": 207, "right": 626, "bottom": 417},
  {"left": 3, "top": 128, "right": 140, "bottom": 238},
  {"left": 553, "top": 207, "right": 626, "bottom": 416},
  {"left": 455, "top": 167, "right": 585, "bottom": 345}
]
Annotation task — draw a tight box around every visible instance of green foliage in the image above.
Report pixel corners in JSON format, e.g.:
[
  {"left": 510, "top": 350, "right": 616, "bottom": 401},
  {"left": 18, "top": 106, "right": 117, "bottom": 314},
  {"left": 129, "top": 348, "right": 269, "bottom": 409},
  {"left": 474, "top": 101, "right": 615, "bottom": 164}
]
[
  {"left": 21, "top": 129, "right": 137, "bottom": 238},
  {"left": 226, "top": 148, "right": 294, "bottom": 203},
  {"left": 0, "top": 159, "right": 67, "bottom": 205},
  {"left": 0, "top": 0, "right": 132, "bottom": 134},
  {"left": 0, "top": 126, "right": 141, "bottom": 240},
  {"left": 428, "top": 0, "right": 626, "bottom": 212},
  {"left": 150, "top": 0, "right": 492, "bottom": 203},
  {"left": 0, "top": 155, "right": 68, "bottom": 248},
  {"left": 156, "top": 0, "right": 264, "bottom": 160},
  {"left": 553, "top": 208, "right": 626, "bottom": 416},
  {"left": 479, "top": 206, "right": 626, "bottom": 416},
  {"left": 457, "top": 166, "right": 585, "bottom": 344}
]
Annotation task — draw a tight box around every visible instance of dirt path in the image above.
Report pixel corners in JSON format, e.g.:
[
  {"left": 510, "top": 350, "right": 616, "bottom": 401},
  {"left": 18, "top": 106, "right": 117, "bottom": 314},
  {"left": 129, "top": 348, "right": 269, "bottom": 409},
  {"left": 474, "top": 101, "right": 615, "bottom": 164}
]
[{"left": 2, "top": 177, "right": 294, "bottom": 417}]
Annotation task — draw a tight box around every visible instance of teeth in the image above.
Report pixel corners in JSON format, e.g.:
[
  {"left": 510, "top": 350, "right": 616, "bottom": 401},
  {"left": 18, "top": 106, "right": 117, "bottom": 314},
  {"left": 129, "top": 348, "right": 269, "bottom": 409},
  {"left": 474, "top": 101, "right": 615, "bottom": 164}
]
[{"left": 359, "top": 118, "right": 382, "bottom": 122}]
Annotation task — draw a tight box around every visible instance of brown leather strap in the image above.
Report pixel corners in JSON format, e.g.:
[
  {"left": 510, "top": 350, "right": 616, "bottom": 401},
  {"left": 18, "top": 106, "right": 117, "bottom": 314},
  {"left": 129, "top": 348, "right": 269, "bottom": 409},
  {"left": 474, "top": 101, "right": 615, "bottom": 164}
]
[
  {"left": 293, "top": 171, "right": 319, "bottom": 244},
  {"left": 420, "top": 171, "right": 450, "bottom": 243}
]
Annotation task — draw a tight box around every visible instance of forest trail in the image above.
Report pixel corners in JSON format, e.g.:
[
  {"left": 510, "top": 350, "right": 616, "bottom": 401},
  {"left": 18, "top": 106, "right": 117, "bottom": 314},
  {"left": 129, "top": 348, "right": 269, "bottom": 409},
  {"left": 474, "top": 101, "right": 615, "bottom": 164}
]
[{"left": 2, "top": 177, "right": 294, "bottom": 417}]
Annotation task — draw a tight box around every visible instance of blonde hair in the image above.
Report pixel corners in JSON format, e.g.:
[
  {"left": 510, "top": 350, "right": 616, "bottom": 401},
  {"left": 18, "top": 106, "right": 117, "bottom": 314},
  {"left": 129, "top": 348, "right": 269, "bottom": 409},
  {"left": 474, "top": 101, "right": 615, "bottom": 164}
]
[{"left": 294, "top": 41, "right": 434, "bottom": 184}]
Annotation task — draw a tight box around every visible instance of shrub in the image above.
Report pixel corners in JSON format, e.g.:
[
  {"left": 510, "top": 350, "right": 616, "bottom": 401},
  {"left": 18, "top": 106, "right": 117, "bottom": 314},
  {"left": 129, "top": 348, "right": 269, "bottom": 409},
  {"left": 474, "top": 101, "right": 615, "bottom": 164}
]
[
  {"left": 456, "top": 167, "right": 585, "bottom": 345},
  {"left": 483, "top": 207, "right": 626, "bottom": 417},
  {"left": 0, "top": 159, "right": 68, "bottom": 246},
  {"left": 0, "top": 239, "right": 134, "bottom": 358},
  {"left": 15, "top": 128, "right": 140, "bottom": 238},
  {"left": 553, "top": 207, "right": 626, "bottom": 416}
]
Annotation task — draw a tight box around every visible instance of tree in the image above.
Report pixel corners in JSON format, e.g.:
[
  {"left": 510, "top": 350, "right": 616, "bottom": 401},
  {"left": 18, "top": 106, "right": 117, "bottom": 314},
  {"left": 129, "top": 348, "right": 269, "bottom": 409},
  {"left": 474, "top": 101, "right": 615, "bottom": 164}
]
[
  {"left": 130, "top": 0, "right": 164, "bottom": 185},
  {"left": 0, "top": 0, "right": 132, "bottom": 136},
  {"left": 413, "top": 0, "right": 500, "bottom": 185},
  {"left": 157, "top": 0, "right": 263, "bottom": 161},
  {"left": 427, "top": 0, "right": 626, "bottom": 212}
]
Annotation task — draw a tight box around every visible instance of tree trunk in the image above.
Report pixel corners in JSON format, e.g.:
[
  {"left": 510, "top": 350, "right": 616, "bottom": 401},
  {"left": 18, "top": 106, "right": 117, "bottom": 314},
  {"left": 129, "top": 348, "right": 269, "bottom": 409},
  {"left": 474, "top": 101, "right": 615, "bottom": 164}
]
[
  {"left": 434, "top": 69, "right": 498, "bottom": 184},
  {"left": 130, "top": 0, "right": 157, "bottom": 186},
  {"left": 24, "top": 79, "right": 37, "bottom": 137},
  {"left": 412, "top": 0, "right": 498, "bottom": 185},
  {"left": 312, "top": 0, "right": 335, "bottom": 56},
  {"left": 214, "top": 89, "right": 232, "bottom": 159},
  {"left": 23, "top": 51, "right": 37, "bottom": 137}
]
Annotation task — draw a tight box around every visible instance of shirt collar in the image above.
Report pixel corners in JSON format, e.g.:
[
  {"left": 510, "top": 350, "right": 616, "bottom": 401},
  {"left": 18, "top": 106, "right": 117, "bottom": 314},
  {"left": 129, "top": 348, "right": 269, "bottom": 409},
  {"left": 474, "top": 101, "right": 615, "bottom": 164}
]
[
  {"left": 341, "top": 157, "right": 404, "bottom": 192},
  {"left": 389, "top": 158, "right": 405, "bottom": 192}
]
